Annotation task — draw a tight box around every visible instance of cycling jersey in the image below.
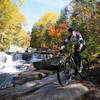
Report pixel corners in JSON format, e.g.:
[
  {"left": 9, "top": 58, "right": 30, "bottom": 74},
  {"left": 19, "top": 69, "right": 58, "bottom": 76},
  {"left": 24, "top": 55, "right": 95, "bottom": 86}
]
[{"left": 63, "top": 31, "right": 86, "bottom": 52}]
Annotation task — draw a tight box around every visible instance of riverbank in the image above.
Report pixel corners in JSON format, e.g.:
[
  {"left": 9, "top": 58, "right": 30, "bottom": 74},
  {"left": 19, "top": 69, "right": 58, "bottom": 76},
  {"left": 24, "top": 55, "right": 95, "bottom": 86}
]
[{"left": 0, "top": 63, "right": 100, "bottom": 100}]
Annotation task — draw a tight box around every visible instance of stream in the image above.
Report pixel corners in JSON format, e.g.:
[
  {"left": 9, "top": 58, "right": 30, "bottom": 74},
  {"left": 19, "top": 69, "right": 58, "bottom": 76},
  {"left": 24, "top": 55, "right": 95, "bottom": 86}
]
[{"left": 0, "top": 51, "right": 46, "bottom": 88}]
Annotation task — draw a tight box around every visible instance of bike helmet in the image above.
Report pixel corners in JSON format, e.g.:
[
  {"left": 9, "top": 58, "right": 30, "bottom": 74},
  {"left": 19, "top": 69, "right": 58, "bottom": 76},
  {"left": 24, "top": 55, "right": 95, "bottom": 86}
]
[{"left": 68, "top": 27, "right": 75, "bottom": 33}]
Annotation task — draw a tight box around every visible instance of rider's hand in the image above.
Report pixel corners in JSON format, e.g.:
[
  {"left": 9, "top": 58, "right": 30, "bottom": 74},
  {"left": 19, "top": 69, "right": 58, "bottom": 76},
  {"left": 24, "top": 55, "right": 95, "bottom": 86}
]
[{"left": 61, "top": 45, "right": 65, "bottom": 50}]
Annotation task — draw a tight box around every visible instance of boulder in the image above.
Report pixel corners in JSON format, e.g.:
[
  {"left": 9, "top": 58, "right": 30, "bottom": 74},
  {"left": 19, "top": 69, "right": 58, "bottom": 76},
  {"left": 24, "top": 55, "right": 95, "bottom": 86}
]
[
  {"left": 33, "top": 56, "right": 64, "bottom": 70},
  {"left": 18, "top": 83, "right": 88, "bottom": 100},
  {"left": 12, "top": 71, "right": 46, "bottom": 85},
  {"left": 22, "top": 53, "right": 32, "bottom": 60},
  {"left": 12, "top": 53, "right": 22, "bottom": 61},
  {"left": 16, "top": 65, "right": 35, "bottom": 71},
  {"left": 36, "top": 70, "right": 54, "bottom": 76},
  {"left": 0, "top": 73, "right": 89, "bottom": 100}
]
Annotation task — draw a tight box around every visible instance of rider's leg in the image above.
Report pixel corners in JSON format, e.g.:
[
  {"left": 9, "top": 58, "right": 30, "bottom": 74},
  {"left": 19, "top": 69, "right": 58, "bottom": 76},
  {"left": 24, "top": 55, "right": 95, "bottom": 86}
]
[
  {"left": 78, "top": 44, "right": 86, "bottom": 72},
  {"left": 73, "top": 45, "right": 79, "bottom": 65},
  {"left": 73, "top": 45, "right": 83, "bottom": 73},
  {"left": 73, "top": 51, "right": 79, "bottom": 75},
  {"left": 77, "top": 53, "right": 83, "bottom": 73}
]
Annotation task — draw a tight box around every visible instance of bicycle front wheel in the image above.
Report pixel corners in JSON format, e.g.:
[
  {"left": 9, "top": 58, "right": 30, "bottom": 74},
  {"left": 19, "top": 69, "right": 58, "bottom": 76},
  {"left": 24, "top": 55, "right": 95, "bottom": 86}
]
[
  {"left": 79, "top": 58, "right": 90, "bottom": 79},
  {"left": 57, "top": 60, "right": 74, "bottom": 87}
]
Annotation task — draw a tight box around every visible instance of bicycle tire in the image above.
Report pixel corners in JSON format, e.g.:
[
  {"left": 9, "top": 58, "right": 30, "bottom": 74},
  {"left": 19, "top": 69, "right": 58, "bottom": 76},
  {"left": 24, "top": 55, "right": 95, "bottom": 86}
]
[
  {"left": 57, "top": 60, "right": 74, "bottom": 87},
  {"left": 79, "top": 57, "right": 90, "bottom": 79}
]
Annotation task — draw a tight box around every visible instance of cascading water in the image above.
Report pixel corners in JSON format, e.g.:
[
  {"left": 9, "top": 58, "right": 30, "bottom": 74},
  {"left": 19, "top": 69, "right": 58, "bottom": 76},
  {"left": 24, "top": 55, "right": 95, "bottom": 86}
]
[{"left": 0, "top": 51, "right": 46, "bottom": 88}]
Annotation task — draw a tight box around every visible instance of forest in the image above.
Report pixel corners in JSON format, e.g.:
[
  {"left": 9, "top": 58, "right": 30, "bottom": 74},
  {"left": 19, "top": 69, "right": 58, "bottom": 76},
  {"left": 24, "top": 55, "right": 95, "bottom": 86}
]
[
  {"left": 0, "top": 0, "right": 100, "bottom": 99},
  {"left": 0, "top": 0, "right": 100, "bottom": 61}
]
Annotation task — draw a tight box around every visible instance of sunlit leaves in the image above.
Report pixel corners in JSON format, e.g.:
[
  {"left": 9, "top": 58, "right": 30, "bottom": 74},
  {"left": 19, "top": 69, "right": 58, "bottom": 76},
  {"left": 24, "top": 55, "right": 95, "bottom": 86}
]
[
  {"left": 0, "top": 0, "right": 26, "bottom": 51},
  {"left": 19, "top": 0, "right": 24, "bottom": 5},
  {"left": 37, "top": 12, "right": 58, "bottom": 25},
  {"left": 30, "top": 9, "right": 69, "bottom": 49},
  {"left": 30, "top": 12, "right": 59, "bottom": 48},
  {"left": 71, "top": 0, "right": 100, "bottom": 60},
  {"left": 15, "top": 29, "right": 30, "bottom": 47},
  {"left": 48, "top": 23, "right": 67, "bottom": 36}
]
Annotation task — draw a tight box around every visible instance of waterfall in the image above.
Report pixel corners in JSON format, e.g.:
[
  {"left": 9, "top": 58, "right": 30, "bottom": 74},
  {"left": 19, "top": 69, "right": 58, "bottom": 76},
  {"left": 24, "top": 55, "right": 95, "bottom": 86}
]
[{"left": 0, "top": 51, "right": 46, "bottom": 88}]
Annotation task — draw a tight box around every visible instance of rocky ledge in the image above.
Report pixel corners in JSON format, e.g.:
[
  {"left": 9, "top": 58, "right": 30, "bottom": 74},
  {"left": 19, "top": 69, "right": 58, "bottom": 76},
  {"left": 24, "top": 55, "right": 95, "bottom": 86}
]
[
  {"left": 0, "top": 62, "right": 100, "bottom": 100},
  {"left": 0, "top": 73, "right": 89, "bottom": 100}
]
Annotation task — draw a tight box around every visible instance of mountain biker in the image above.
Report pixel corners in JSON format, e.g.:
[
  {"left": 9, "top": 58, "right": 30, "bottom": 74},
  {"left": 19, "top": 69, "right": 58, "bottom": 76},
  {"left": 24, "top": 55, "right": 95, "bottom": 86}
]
[{"left": 61, "top": 27, "right": 86, "bottom": 73}]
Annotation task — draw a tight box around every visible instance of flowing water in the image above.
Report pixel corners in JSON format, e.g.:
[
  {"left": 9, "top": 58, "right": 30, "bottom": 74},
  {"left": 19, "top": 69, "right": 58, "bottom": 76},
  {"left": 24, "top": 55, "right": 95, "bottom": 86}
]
[{"left": 0, "top": 51, "right": 46, "bottom": 88}]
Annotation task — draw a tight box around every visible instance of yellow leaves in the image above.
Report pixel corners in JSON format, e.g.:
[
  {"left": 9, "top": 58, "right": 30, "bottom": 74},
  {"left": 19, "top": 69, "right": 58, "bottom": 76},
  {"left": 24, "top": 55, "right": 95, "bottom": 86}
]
[
  {"left": 15, "top": 29, "right": 30, "bottom": 47},
  {"left": 19, "top": 30, "right": 30, "bottom": 41},
  {"left": 0, "top": 0, "right": 25, "bottom": 31},
  {"left": 37, "top": 12, "right": 58, "bottom": 25},
  {"left": 19, "top": 0, "right": 24, "bottom": 6},
  {"left": 0, "top": 0, "right": 26, "bottom": 50}
]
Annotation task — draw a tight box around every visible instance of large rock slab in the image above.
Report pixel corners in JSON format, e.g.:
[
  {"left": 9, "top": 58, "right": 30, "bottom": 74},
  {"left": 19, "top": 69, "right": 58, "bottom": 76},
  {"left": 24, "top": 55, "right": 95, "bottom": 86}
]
[
  {"left": 0, "top": 73, "right": 89, "bottom": 100},
  {"left": 33, "top": 56, "right": 64, "bottom": 70},
  {"left": 17, "top": 83, "right": 89, "bottom": 100}
]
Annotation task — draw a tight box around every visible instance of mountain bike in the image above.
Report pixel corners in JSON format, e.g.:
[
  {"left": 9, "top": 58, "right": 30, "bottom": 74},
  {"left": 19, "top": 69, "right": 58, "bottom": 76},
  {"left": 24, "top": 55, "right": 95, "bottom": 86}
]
[{"left": 57, "top": 51, "right": 90, "bottom": 87}]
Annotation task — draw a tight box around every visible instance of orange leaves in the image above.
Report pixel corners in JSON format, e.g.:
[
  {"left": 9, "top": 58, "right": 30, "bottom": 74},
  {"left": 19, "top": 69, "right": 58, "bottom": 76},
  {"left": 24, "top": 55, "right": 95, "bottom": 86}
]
[
  {"left": 48, "top": 24, "right": 60, "bottom": 36},
  {"left": 48, "top": 23, "right": 68, "bottom": 36},
  {"left": 58, "top": 24, "right": 67, "bottom": 27}
]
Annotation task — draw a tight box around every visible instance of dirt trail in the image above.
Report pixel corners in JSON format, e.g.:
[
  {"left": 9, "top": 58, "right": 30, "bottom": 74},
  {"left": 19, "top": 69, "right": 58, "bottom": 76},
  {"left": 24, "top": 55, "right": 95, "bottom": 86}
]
[{"left": 74, "top": 63, "right": 100, "bottom": 100}]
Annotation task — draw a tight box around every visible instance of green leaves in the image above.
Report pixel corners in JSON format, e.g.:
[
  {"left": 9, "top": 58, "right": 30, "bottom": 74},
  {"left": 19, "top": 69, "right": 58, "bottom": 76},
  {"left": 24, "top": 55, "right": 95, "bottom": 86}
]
[
  {"left": 30, "top": 12, "right": 59, "bottom": 48},
  {"left": 71, "top": 0, "right": 100, "bottom": 61}
]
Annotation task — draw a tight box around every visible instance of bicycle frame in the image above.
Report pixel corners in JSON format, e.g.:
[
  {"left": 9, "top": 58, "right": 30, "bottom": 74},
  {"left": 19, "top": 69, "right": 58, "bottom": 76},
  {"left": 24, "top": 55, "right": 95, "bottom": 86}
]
[{"left": 65, "top": 53, "right": 79, "bottom": 75}]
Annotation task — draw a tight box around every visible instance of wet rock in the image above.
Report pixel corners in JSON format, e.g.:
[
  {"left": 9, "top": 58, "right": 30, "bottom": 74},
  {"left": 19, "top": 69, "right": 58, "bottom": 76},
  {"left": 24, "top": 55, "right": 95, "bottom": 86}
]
[
  {"left": 16, "top": 65, "right": 35, "bottom": 71},
  {"left": 12, "top": 53, "right": 22, "bottom": 61},
  {"left": 22, "top": 53, "right": 32, "bottom": 60},
  {"left": 0, "top": 56, "right": 7, "bottom": 63},
  {"left": 0, "top": 73, "right": 14, "bottom": 88},
  {"left": 12, "top": 71, "right": 46, "bottom": 85},
  {"left": 36, "top": 70, "right": 54, "bottom": 76}
]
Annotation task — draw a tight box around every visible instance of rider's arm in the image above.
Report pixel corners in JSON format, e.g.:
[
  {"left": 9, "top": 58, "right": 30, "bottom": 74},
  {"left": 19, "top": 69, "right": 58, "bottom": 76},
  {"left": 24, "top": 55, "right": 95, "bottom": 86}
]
[
  {"left": 78, "top": 34, "right": 86, "bottom": 52},
  {"left": 61, "top": 39, "right": 70, "bottom": 50},
  {"left": 79, "top": 43, "right": 83, "bottom": 52}
]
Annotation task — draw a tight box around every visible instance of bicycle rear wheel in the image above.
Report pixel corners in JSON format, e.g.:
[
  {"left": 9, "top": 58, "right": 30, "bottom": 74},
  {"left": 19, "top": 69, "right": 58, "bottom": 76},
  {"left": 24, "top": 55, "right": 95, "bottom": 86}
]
[
  {"left": 79, "top": 58, "right": 90, "bottom": 79},
  {"left": 57, "top": 60, "right": 74, "bottom": 87}
]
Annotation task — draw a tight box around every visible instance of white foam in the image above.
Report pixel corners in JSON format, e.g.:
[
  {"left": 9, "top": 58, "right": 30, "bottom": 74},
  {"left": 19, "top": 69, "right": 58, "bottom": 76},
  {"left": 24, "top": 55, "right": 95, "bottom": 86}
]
[{"left": 0, "top": 52, "right": 46, "bottom": 74}]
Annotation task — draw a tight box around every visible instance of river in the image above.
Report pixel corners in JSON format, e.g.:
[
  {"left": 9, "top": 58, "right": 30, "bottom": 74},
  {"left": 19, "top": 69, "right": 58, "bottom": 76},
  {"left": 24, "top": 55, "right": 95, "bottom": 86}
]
[{"left": 0, "top": 51, "right": 46, "bottom": 88}]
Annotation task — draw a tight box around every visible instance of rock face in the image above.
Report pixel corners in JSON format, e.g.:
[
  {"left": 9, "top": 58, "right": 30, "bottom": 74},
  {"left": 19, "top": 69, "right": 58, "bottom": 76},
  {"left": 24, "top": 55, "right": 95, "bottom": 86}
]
[
  {"left": 33, "top": 56, "right": 63, "bottom": 70},
  {"left": 0, "top": 73, "right": 89, "bottom": 100},
  {"left": 19, "top": 83, "right": 88, "bottom": 100}
]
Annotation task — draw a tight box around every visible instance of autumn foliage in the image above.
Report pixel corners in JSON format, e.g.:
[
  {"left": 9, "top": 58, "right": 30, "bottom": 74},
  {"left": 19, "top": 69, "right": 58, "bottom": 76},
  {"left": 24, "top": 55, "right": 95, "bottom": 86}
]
[
  {"left": 0, "top": 0, "right": 30, "bottom": 51},
  {"left": 48, "top": 24, "right": 67, "bottom": 36}
]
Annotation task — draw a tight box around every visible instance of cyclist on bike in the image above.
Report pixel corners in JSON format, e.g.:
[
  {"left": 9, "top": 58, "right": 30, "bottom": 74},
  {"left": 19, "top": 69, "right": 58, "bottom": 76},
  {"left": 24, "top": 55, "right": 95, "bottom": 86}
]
[{"left": 61, "top": 27, "right": 86, "bottom": 73}]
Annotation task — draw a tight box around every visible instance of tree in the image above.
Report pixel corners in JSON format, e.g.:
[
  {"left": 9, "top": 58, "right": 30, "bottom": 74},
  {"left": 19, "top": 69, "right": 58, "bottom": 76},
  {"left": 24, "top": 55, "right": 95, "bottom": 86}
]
[
  {"left": 37, "top": 12, "right": 58, "bottom": 25},
  {"left": 30, "top": 12, "right": 58, "bottom": 48},
  {"left": 70, "top": 0, "right": 100, "bottom": 59},
  {"left": 0, "top": 0, "right": 26, "bottom": 51}
]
